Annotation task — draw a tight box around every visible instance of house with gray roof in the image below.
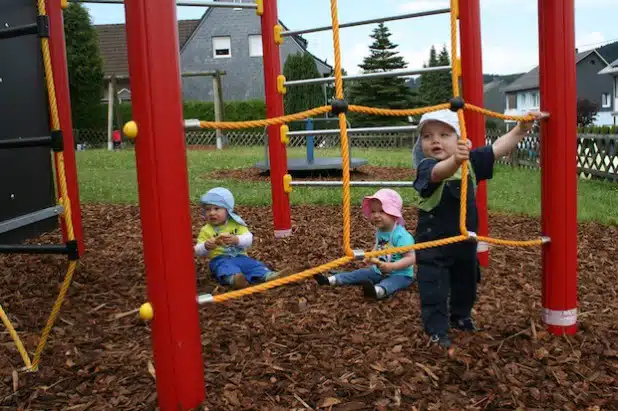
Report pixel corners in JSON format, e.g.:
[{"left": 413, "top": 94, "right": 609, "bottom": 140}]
[
  {"left": 502, "top": 49, "right": 615, "bottom": 127},
  {"left": 95, "top": 0, "right": 332, "bottom": 102},
  {"left": 598, "top": 57, "right": 618, "bottom": 123}
]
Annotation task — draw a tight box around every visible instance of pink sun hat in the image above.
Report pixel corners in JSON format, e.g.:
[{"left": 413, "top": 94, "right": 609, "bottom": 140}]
[{"left": 362, "top": 189, "right": 405, "bottom": 226}]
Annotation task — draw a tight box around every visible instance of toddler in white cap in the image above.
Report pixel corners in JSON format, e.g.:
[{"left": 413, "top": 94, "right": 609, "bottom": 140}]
[{"left": 412, "top": 108, "right": 547, "bottom": 350}]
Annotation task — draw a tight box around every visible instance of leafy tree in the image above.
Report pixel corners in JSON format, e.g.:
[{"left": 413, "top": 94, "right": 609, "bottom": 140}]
[
  {"left": 577, "top": 98, "right": 599, "bottom": 127},
  {"left": 282, "top": 52, "right": 324, "bottom": 116},
  {"left": 346, "top": 23, "right": 416, "bottom": 126},
  {"left": 418, "top": 45, "right": 452, "bottom": 106},
  {"left": 63, "top": 3, "right": 104, "bottom": 128}
]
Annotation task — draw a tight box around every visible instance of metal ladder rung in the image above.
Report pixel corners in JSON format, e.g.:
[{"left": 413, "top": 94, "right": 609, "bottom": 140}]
[
  {"left": 0, "top": 136, "right": 53, "bottom": 149},
  {"left": 0, "top": 205, "right": 64, "bottom": 235},
  {"left": 0, "top": 23, "right": 38, "bottom": 40}
]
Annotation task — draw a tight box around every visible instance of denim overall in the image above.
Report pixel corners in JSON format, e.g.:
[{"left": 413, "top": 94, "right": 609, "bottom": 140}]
[{"left": 415, "top": 162, "right": 481, "bottom": 337}]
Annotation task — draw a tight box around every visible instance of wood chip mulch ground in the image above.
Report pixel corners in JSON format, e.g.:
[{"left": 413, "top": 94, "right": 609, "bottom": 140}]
[
  {"left": 204, "top": 165, "right": 416, "bottom": 182},
  {"left": 1, "top": 204, "right": 617, "bottom": 410}
]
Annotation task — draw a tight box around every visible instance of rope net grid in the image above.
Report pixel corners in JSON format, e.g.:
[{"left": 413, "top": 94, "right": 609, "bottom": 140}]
[
  {"left": 192, "top": 0, "right": 547, "bottom": 304},
  {"left": 0, "top": 0, "right": 79, "bottom": 372}
]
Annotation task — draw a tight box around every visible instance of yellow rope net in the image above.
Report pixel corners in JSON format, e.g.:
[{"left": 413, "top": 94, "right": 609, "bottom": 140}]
[
  {"left": 0, "top": 0, "right": 79, "bottom": 371},
  {"left": 181, "top": 0, "right": 548, "bottom": 306}
]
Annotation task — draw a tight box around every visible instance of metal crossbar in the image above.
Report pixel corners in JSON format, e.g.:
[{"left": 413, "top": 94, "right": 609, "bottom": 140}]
[
  {"left": 282, "top": 8, "right": 450, "bottom": 37},
  {"left": 0, "top": 205, "right": 64, "bottom": 235},
  {"left": 0, "top": 23, "right": 38, "bottom": 40},
  {"left": 290, "top": 181, "right": 415, "bottom": 187},
  {"left": 284, "top": 66, "right": 451, "bottom": 87},
  {"left": 287, "top": 125, "right": 418, "bottom": 137},
  {"left": 69, "top": 0, "right": 257, "bottom": 7}
]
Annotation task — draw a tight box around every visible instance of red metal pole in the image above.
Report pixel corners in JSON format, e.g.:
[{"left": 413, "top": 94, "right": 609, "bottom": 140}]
[
  {"left": 538, "top": 0, "right": 578, "bottom": 335},
  {"left": 123, "top": 0, "right": 205, "bottom": 408},
  {"left": 261, "top": 0, "right": 292, "bottom": 238},
  {"left": 47, "top": 0, "right": 85, "bottom": 256},
  {"left": 459, "top": 0, "right": 489, "bottom": 267}
]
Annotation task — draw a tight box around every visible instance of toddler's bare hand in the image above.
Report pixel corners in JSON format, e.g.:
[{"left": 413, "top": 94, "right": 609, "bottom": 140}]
[
  {"left": 518, "top": 111, "right": 549, "bottom": 132},
  {"left": 204, "top": 239, "right": 218, "bottom": 249},
  {"left": 454, "top": 140, "right": 470, "bottom": 164}
]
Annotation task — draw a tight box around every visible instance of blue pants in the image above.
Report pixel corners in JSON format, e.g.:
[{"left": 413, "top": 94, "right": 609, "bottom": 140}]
[
  {"left": 209, "top": 255, "right": 272, "bottom": 285},
  {"left": 334, "top": 268, "right": 414, "bottom": 296}
]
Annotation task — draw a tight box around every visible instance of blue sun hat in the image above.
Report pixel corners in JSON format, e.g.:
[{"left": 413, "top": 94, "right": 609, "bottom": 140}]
[
  {"left": 199, "top": 187, "right": 247, "bottom": 226},
  {"left": 412, "top": 109, "right": 461, "bottom": 168}
]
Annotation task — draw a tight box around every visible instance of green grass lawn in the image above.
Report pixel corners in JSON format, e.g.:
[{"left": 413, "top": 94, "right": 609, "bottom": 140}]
[{"left": 75, "top": 147, "right": 618, "bottom": 225}]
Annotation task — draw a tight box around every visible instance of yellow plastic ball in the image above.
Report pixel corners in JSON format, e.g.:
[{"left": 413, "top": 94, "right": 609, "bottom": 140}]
[
  {"left": 139, "top": 302, "right": 153, "bottom": 320},
  {"left": 123, "top": 121, "right": 139, "bottom": 139}
]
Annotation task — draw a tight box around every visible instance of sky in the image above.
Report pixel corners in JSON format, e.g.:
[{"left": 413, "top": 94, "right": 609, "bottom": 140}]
[{"left": 85, "top": 0, "right": 618, "bottom": 75}]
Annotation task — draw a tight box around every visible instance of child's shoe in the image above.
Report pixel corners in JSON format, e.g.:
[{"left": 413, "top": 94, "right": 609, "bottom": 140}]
[
  {"left": 230, "top": 273, "right": 249, "bottom": 289},
  {"left": 429, "top": 333, "right": 452, "bottom": 349},
  {"left": 313, "top": 274, "right": 335, "bottom": 285},
  {"left": 450, "top": 317, "right": 478, "bottom": 332},
  {"left": 264, "top": 267, "right": 293, "bottom": 282},
  {"left": 362, "top": 281, "right": 386, "bottom": 299}
]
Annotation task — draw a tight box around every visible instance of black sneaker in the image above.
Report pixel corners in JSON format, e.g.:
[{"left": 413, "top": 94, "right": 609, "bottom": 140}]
[
  {"left": 429, "top": 333, "right": 452, "bottom": 349},
  {"left": 362, "top": 281, "right": 384, "bottom": 299},
  {"left": 313, "top": 274, "right": 331, "bottom": 285},
  {"left": 450, "top": 317, "right": 478, "bottom": 332}
]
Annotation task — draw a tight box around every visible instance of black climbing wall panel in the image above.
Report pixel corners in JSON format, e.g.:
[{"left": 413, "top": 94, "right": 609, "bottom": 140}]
[{"left": 0, "top": 0, "right": 57, "bottom": 244}]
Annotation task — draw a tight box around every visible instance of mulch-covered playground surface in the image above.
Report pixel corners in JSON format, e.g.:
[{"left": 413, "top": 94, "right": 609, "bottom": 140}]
[
  {"left": 1, "top": 203, "right": 617, "bottom": 410},
  {"left": 205, "top": 165, "right": 416, "bottom": 182}
]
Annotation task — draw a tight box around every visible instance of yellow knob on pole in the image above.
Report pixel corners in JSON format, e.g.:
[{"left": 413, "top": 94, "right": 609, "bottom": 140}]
[
  {"left": 139, "top": 302, "right": 153, "bottom": 320},
  {"left": 123, "top": 121, "right": 139, "bottom": 139}
]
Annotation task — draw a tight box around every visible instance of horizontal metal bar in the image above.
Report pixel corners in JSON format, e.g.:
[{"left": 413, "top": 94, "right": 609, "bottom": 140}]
[
  {"left": 290, "top": 181, "right": 415, "bottom": 187},
  {"left": 0, "top": 136, "right": 52, "bottom": 149},
  {"left": 106, "top": 70, "right": 227, "bottom": 80},
  {"left": 288, "top": 125, "right": 418, "bottom": 137},
  {"left": 0, "top": 244, "right": 71, "bottom": 255},
  {"left": 0, "top": 206, "right": 64, "bottom": 235},
  {"left": 282, "top": 8, "right": 451, "bottom": 37},
  {"left": 0, "top": 23, "right": 38, "bottom": 40},
  {"left": 285, "top": 66, "right": 450, "bottom": 87},
  {"left": 70, "top": 0, "right": 256, "bottom": 7}
]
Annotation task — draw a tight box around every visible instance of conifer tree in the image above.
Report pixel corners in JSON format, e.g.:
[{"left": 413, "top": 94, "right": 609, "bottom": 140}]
[{"left": 346, "top": 23, "right": 416, "bottom": 126}]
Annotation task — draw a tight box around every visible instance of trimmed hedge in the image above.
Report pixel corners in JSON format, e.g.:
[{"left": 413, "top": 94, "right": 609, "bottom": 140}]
[
  {"left": 94, "top": 100, "right": 267, "bottom": 129},
  {"left": 578, "top": 125, "right": 618, "bottom": 134}
]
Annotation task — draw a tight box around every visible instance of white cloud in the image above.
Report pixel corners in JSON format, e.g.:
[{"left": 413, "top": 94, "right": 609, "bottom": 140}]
[
  {"left": 399, "top": 1, "right": 449, "bottom": 13},
  {"left": 575, "top": 0, "right": 618, "bottom": 7},
  {"left": 480, "top": 43, "right": 538, "bottom": 74},
  {"left": 342, "top": 42, "right": 371, "bottom": 74},
  {"left": 576, "top": 31, "right": 606, "bottom": 50}
]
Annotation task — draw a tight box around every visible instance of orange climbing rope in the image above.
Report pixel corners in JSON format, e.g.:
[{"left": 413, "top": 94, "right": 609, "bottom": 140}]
[
  {"left": 0, "top": 0, "right": 79, "bottom": 372},
  {"left": 145, "top": 0, "right": 550, "bottom": 309}
]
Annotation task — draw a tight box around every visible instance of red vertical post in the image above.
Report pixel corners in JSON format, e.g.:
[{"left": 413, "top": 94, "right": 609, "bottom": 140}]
[
  {"left": 261, "top": 0, "right": 292, "bottom": 238},
  {"left": 459, "top": 0, "right": 489, "bottom": 267},
  {"left": 47, "top": 0, "right": 85, "bottom": 256},
  {"left": 123, "top": 0, "right": 205, "bottom": 409},
  {"left": 538, "top": 0, "right": 578, "bottom": 335}
]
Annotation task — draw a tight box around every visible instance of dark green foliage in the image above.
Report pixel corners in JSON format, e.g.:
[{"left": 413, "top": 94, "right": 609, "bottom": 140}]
[
  {"left": 88, "top": 100, "right": 267, "bottom": 131},
  {"left": 577, "top": 98, "right": 600, "bottom": 128},
  {"left": 282, "top": 52, "right": 325, "bottom": 115},
  {"left": 63, "top": 3, "right": 104, "bottom": 128},
  {"left": 346, "top": 23, "right": 416, "bottom": 126},
  {"left": 418, "top": 45, "right": 452, "bottom": 107}
]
